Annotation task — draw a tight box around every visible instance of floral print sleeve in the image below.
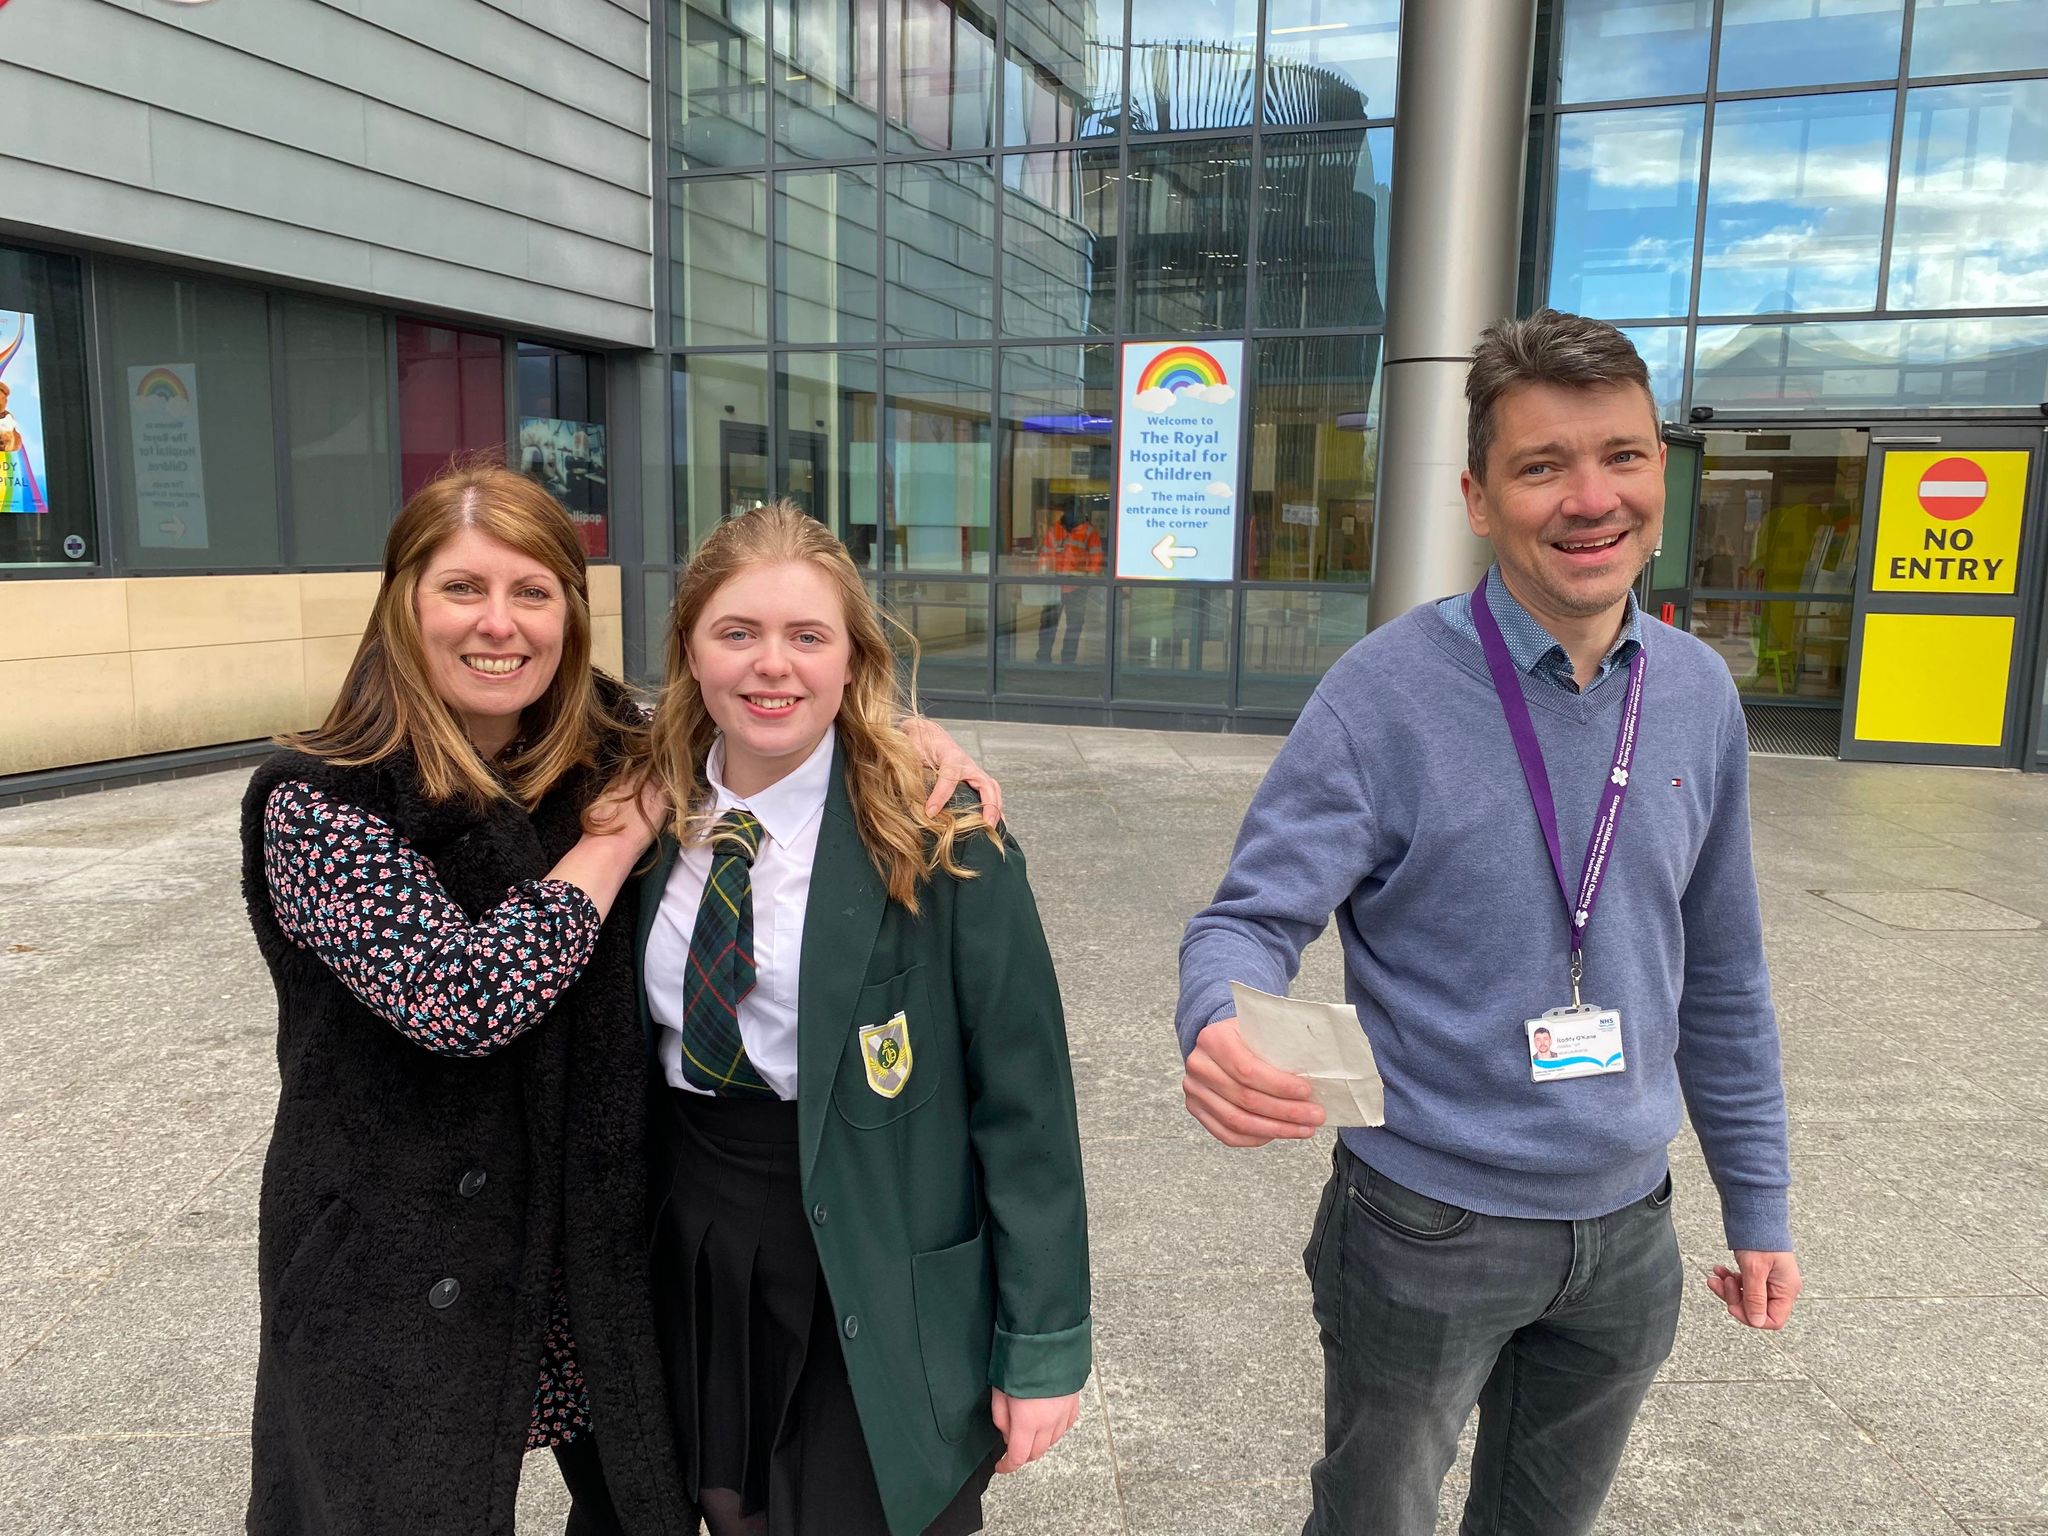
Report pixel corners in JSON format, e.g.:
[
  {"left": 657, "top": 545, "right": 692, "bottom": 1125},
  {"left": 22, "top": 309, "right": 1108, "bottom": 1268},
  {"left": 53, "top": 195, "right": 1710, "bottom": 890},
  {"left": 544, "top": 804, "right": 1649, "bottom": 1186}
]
[{"left": 261, "top": 781, "right": 602, "bottom": 1057}]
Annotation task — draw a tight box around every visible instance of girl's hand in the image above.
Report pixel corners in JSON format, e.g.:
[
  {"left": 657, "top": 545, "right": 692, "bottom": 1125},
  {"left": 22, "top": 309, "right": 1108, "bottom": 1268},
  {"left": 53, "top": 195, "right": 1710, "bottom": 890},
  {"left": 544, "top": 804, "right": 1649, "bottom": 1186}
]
[{"left": 990, "top": 1388, "right": 1081, "bottom": 1473}]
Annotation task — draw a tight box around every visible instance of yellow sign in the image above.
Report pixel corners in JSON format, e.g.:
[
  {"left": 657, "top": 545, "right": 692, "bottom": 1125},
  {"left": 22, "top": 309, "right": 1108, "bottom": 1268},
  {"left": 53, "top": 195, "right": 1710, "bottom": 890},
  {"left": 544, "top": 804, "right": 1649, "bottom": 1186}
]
[
  {"left": 1854, "top": 612, "right": 2014, "bottom": 747},
  {"left": 1872, "top": 450, "right": 2028, "bottom": 594}
]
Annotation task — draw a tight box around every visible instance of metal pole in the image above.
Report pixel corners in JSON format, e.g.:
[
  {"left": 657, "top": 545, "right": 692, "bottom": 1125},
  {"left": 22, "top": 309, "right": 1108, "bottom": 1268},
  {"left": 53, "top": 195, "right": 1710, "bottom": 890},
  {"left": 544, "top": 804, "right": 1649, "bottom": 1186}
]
[{"left": 1368, "top": 0, "right": 1539, "bottom": 629}]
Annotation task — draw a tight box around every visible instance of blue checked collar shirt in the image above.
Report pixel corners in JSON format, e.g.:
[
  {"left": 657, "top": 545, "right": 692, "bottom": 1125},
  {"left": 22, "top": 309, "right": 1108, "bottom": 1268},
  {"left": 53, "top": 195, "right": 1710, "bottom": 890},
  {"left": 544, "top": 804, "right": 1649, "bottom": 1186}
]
[{"left": 1438, "top": 565, "right": 1644, "bottom": 695}]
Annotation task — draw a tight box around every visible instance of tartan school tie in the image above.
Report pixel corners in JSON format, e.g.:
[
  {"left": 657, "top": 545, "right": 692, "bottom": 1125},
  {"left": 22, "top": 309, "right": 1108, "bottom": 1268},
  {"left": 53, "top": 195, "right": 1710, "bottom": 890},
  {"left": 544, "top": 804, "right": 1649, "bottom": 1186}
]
[{"left": 676, "top": 809, "right": 777, "bottom": 1098}]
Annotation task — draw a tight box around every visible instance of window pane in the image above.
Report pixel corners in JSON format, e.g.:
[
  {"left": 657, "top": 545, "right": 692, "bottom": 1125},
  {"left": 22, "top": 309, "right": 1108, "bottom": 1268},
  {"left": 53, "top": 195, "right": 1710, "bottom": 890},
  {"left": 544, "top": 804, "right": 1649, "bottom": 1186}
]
[
  {"left": 885, "top": 348, "right": 991, "bottom": 571},
  {"left": 1003, "top": 0, "right": 1121, "bottom": 144},
  {"left": 1693, "top": 317, "right": 2048, "bottom": 410},
  {"left": 0, "top": 244, "right": 95, "bottom": 568},
  {"left": 1263, "top": 0, "right": 1399, "bottom": 125},
  {"left": 1129, "top": 0, "right": 1259, "bottom": 133},
  {"left": 516, "top": 343, "right": 609, "bottom": 559},
  {"left": 285, "top": 300, "right": 395, "bottom": 568},
  {"left": 1128, "top": 138, "right": 1252, "bottom": 334},
  {"left": 1695, "top": 427, "right": 1865, "bottom": 595},
  {"left": 1002, "top": 148, "right": 1120, "bottom": 338},
  {"left": 1910, "top": 0, "right": 2048, "bottom": 77},
  {"left": 997, "top": 581, "right": 1105, "bottom": 693},
  {"left": 885, "top": 159, "right": 997, "bottom": 340},
  {"left": 777, "top": 166, "right": 879, "bottom": 343},
  {"left": 105, "top": 267, "right": 280, "bottom": 570},
  {"left": 671, "top": 0, "right": 768, "bottom": 169},
  {"left": 881, "top": 578, "right": 989, "bottom": 692},
  {"left": 775, "top": 0, "right": 881, "bottom": 158},
  {"left": 887, "top": 0, "right": 997, "bottom": 152},
  {"left": 1688, "top": 597, "right": 1852, "bottom": 700},
  {"left": 1238, "top": 587, "right": 1367, "bottom": 709},
  {"left": 1549, "top": 106, "right": 1702, "bottom": 321},
  {"left": 1557, "top": 0, "right": 1712, "bottom": 105},
  {"left": 1258, "top": 128, "right": 1392, "bottom": 329},
  {"left": 1618, "top": 325, "right": 1686, "bottom": 418},
  {"left": 1245, "top": 335, "right": 1379, "bottom": 583},
  {"left": 672, "top": 352, "right": 770, "bottom": 553},
  {"left": 398, "top": 321, "right": 504, "bottom": 500},
  {"left": 1699, "top": 92, "right": 1894, "bottom": 317},
  {"left": 672, "top": 176, "right": 768, "bottom": 347},
  {"left": 1716, "top": 0, "right": 1903, "bottom": 93},
  {"left": 998, "top": 344, "right": 1115, "bottom": 575},
  {"left": 1115, "top": 584, "right": 1231, "bottom": 705},
  {"left": 778, "top": 351, "right": 880, "bottom": 568},
  {"left": 1890, "top": 80, "right": 2048, "bottom": 312}
]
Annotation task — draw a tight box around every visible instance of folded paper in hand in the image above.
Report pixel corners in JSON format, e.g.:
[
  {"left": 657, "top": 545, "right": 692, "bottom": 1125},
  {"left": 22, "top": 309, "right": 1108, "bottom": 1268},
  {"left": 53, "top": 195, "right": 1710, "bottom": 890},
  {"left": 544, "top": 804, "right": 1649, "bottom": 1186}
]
[{"left": 1229, "top": 980, "right": 1385, "bottom": 1128}]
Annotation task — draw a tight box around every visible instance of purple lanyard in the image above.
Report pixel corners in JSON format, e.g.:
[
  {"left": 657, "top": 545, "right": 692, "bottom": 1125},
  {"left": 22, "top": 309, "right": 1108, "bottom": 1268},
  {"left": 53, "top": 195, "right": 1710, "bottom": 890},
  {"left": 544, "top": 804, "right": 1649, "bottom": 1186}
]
[{"left": 1469, "top": 575, "right": 1645, "bottom": 1007}]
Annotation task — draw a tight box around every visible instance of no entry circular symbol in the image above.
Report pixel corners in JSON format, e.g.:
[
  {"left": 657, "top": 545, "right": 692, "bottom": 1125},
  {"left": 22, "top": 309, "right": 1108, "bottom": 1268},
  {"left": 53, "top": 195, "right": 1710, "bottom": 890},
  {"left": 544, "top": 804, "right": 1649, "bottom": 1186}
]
[{"left": 1918, "top": 456, "right": 1988, "bottom": 521}]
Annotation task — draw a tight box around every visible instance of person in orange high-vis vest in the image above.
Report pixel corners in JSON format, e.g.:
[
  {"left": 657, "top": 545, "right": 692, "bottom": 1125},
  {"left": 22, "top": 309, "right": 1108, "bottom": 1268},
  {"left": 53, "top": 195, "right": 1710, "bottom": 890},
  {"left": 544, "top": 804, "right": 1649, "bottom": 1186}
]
[{"left": 1035, "top": 505, "right": 1104, "bottom": 665}]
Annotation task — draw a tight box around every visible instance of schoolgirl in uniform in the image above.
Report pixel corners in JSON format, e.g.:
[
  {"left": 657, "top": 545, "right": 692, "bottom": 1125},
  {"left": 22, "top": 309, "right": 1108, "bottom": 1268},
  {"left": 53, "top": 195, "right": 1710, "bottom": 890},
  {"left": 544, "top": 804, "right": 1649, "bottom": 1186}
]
[{"left": 632, "top": 502, "right": 1092, "bottom": 1536}]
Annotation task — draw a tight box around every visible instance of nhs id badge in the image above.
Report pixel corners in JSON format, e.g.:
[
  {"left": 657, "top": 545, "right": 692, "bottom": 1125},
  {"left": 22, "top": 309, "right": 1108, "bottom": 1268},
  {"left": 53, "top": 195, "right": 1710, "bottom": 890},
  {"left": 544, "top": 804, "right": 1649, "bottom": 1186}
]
[{"left": 1525, "top": 1005, "right": 1625, "bottom": 1083}]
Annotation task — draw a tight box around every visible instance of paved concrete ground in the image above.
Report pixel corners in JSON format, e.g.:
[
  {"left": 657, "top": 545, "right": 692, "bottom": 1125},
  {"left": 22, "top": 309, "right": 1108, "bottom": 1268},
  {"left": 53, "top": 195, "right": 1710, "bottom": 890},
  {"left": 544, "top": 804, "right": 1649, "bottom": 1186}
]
[{"left": 2, "top": 725, "right": 2045, "bottom": 1534}]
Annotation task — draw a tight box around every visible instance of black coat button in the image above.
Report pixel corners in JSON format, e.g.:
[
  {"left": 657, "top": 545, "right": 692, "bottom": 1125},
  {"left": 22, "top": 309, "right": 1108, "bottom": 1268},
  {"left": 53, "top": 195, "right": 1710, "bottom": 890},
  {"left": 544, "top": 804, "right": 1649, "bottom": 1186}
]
[
  {"left": 458, "top": 1169, "right": 487, "bottom": 1198},
  {"left": 811, "top": 1203, "right": 828, "bottom": 1225},
  {"left": 429, "top": 1277, "right": 461, "bottom": 1309},
  {"left": 843, "top": 1314, "right": 859, "bottom": 1339}
]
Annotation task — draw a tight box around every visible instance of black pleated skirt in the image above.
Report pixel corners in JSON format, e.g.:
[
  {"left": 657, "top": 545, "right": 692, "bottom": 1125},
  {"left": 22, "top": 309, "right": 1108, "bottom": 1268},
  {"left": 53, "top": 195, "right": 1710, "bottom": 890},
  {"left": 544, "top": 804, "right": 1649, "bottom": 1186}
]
[{"left": 648, "top": 1086, "right": 995, "bottom": 1536}]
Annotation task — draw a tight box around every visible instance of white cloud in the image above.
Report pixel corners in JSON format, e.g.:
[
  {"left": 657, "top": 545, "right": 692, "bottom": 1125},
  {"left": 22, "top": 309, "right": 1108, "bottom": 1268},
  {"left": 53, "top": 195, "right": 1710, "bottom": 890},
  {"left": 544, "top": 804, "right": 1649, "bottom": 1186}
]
[
  {"left": 1205, "top": 481, "right": 1234, "bottom": 497},
  {"left": 1134, "top": 386, "right": 1177, "bottom": 412}
]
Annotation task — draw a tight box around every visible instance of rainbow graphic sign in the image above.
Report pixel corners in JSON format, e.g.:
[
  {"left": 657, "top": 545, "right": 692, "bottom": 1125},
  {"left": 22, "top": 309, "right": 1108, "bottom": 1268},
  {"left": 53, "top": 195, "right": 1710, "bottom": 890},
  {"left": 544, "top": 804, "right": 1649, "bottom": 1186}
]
[
  {"left": 1115, "top": 339, "right": 1242, "bottom": 582},
  {"left": 127, "top": 362, "right": 210, "bottom": 549},
  {"left": 132, "top": 367, "right": 193, "bottom": 406},
  {"left": 0, "top": 311, "right": 50, "bottom": 516}
]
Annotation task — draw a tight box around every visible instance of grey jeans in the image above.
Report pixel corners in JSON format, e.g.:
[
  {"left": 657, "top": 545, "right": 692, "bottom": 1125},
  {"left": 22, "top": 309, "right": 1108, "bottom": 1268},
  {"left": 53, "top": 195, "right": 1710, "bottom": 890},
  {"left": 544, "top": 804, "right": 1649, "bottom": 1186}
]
[{"left": 1303, "top": 1143, "right": 1683, "bottom": 1536}]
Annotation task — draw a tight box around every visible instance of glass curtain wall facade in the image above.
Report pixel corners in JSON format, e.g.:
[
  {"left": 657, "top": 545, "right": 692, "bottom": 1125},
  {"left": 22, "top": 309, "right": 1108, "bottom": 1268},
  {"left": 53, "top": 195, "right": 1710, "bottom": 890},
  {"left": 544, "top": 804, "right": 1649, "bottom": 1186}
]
[
  {"left": 660, "top": 0, "right": 1398, "bottom": 717},
  {"left": 1533, "top": 0, "right": 2048, "bottom": 711}
]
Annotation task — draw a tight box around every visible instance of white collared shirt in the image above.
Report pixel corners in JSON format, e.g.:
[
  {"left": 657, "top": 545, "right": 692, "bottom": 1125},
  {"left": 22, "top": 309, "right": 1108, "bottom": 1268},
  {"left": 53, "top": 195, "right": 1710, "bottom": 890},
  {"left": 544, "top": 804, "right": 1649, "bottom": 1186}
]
[{"left": 648, "top": 726, "right": 836, "bottom": 1100}]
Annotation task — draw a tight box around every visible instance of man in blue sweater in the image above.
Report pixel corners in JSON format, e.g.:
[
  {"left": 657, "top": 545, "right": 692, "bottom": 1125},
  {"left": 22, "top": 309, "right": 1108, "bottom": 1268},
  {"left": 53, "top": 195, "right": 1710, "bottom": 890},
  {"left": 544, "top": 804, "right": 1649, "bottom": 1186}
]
[{"left": 1177, "top": 309, "right": 1798, "bottom": 1536}]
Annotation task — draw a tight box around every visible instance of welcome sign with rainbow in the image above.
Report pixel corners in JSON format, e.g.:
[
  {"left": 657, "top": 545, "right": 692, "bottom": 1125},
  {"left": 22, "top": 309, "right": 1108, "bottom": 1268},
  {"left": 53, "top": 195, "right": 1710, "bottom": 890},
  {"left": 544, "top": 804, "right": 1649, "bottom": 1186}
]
[
  {"left": 133, "top": 367, "right": 194, "bottom": 406},
  {"left": 1115, "top": 339, "right": 1243, "bottom": 583},
  {"left": 1134, "top": 345, "right": 1230, "bottom": 397}
]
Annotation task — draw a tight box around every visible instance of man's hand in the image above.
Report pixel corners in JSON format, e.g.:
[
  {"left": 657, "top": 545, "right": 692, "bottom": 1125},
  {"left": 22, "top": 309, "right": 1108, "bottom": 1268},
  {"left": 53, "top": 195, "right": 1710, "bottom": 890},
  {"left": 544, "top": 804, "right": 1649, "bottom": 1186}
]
[
  {"left": 991, "top": 1388, "right": 1081, "bottom": 1473},
  {"left": 1182, "top": 1016, "right": 1325, "bottom": 1147},
  {"left": 901, "top": 715, "right": 1004, "bottom": 825},
  {"left": 1707, "top": 1250, "right": 1801, "bottom": 1330}
]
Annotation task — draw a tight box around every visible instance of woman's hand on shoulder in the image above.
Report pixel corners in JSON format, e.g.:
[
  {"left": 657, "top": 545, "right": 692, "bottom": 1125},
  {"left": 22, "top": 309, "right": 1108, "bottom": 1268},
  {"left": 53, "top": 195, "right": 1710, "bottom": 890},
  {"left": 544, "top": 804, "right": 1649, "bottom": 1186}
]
[
  {"left": 990, "top": 1388, "right": 1081, "bottom": 1473},
  {"left": 903, "top": 715, "right": 1003, "bottom": 826},
  {"left": 587, "top": 769, "right": 671, "bottom": 849}
]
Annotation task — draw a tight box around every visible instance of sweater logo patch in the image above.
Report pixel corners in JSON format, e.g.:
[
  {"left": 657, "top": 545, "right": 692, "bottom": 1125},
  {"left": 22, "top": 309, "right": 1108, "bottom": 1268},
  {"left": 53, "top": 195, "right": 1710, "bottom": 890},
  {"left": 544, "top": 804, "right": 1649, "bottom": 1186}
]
[{"left": 860, "top": 1011, "right": 914, "bottom": 1099}]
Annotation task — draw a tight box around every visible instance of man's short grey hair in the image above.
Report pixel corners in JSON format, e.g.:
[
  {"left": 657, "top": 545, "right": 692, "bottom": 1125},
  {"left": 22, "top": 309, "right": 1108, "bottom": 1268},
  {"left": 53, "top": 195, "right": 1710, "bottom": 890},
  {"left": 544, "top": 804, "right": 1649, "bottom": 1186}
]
[{"left": 1466, "top": 309, "right": 1656, "bottom": 482}]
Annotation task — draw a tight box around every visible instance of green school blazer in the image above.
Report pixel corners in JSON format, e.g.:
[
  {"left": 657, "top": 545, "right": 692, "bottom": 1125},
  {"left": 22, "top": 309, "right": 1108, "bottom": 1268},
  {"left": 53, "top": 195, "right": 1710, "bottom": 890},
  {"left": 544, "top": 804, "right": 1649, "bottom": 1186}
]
[{"left": 634, "top": 750, "right": 1093, "bottom": 1536}]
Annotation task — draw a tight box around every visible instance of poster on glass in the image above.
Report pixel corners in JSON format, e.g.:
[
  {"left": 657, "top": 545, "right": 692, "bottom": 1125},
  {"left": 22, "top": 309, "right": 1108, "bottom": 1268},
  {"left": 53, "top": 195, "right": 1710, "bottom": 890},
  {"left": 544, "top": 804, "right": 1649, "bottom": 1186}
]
[
  {"left": 519, "top": 416, "right": 608, "bottom": 556},
  {"left": 0, "top": 311, "right": 50, "bottom": 516},
  {"left": 1114, "top": 341, "right": 1242, "bottom": 583}
]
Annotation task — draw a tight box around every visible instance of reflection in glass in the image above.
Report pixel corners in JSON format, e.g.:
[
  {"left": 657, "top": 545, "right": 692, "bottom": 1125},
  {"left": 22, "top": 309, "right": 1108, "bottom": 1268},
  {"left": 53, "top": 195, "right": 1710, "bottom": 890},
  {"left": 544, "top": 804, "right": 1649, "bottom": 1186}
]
[
  {"left": 284, "top": 299, "right": 396, "bottom": 569},
  {"left": 778, "top": 352, "right": 880, "bottom": 567},
  {"left": 775, "top": 0, "right": 881, "bottom": 159},
  {"left": 1002, "top": 149, "right": 1120, "bottom": 337},
  {"left": 881, "top": 579, "right": 990, "bottom": 693},
  {"left": 885, "top": 159, "right": 997, "bottom": 340},
  {"left": 515, "top": 343, "right": 609, "bottom": 558},
  {"left": 1003, "top": 0, "right": 1121, "bottom": 144},
  {"left": 1891, "top": 80, "right": 2048, "bottom": 312},
  {"left": 1549, "top": 106, "right": 1702, "bottom": 320},
  {"left": 1688, "top": 598, "right": 1852, "bottom": 701},
  {"left": 672, "top": 353, "right": 770, "bottom": 553},
  {"left": 0, "top": 244, "right": 94, "bottom": 568},
  {"left": 671, "top": 0, "right": 768, "bottom": 168},
  {"left": 1694, "top": 428, "right": 1865, "bottom": 595},
  {"left": 1246, "top": 336, "right": 1380, "bottom": 583},
  {"left": 1715, "top": 0, "right": 1902, "bottom": 93},
  {"left": 1692, "top": 317, "right": 2048, "bottom": 411},
  {"left": 671, "top": 176, "right": 769, "bottom": 346},
  {"left": 1128, "top": 0, "right": 1259, "bottom": 133},
  {"left": 1618, "top": 326, "right": 1685, "bottom": 420},
  {"left": 777, "top": 167, "right": 879, "bottom": 343},
  {"left": 1263, "top": 0, "right": 1398, "bottom": 124},
  {"left": 1699, "top": 92, "right": 1894, "bottom": 317},
  {"left": 1556, "top": 0, "right": 1712, "bottom": 105},
  {"left": 1910, "top": 0, "right": 2048, "bottom": 78},
  {"left": 999, "top": 346, "right": 1115, "bottom": 576},
  {"left": 1257, "top": 128, "right": 1391, "bottom": 329},
  {"left": 885, "top": 349, "right": 992, "bottom": 571},
  {"left": 1238, "top": 589, "right": 1368, "bottom": 709},
  {"left": 888, "top": 0, "right": 997, "bottom": 152},
  {"left": 997, "top": 582, "right": 1106, "bottom": 694},
  {"left": 397, "top": 322, "right": 505, "bottom": 500},
  {"left": 1128, "top": 138, "right": 1252, "bottom": 334},
  {"left": 1115, "top": 585, "right": 1231, "bottom": 705}
]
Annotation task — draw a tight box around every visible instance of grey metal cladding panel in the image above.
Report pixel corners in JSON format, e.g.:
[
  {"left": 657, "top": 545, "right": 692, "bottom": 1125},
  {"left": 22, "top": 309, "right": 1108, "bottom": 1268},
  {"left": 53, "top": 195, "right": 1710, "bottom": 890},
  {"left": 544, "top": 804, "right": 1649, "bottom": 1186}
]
[
  {"left": 363, "top": 103, "right": 648, "bottom": 251},
  {"left": 369, "top": 246, "right": 652, "bottom": 345},
  {"left": 352, "top": 0, "right": 649, "bottom": 133},
  {"left": 476, "top": 0, "right": 651, "bottom": 76},
  {"left": 0, "top": 66, "right": 152, "bottom": 187},
  {"left": 17, "top": 0, "right": 370, "bottom": 167},
  {"left": 526, "top": 222, "right": 654, "bottom": 307}
]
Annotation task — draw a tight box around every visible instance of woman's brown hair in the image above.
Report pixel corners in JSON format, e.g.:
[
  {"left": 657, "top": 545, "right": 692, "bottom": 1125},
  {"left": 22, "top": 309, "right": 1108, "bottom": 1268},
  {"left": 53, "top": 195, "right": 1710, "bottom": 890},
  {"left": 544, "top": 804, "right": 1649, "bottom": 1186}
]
[
  {"left": 280, "top": 459, "right": 636, "bottom": 809},
  {"left": 643, "top": 501, "right": 990, "bottom": 913}
]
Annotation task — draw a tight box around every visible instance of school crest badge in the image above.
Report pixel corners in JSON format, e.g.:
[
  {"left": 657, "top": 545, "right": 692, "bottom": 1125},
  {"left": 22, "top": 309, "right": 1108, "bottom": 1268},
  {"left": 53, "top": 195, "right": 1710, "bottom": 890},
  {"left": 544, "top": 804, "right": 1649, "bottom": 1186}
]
[{"left": 859, "top": 1011, "right": 914, "bottom": 1099}]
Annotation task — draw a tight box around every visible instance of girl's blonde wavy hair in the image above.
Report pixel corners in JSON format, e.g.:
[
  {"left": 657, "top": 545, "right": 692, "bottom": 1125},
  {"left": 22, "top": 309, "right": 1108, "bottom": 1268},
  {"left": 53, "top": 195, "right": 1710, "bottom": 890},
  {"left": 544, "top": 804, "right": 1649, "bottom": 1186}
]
[{"left": 644, "top": 501, "right": 991, "bottom": 913}]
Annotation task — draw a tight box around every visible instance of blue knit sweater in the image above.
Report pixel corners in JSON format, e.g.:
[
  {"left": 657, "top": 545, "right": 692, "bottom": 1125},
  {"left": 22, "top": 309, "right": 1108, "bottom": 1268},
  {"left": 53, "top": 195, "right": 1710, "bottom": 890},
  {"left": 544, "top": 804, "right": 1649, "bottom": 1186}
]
[{"left": 1177, "top": 601, "right": 1792, "bottom": 1253}]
